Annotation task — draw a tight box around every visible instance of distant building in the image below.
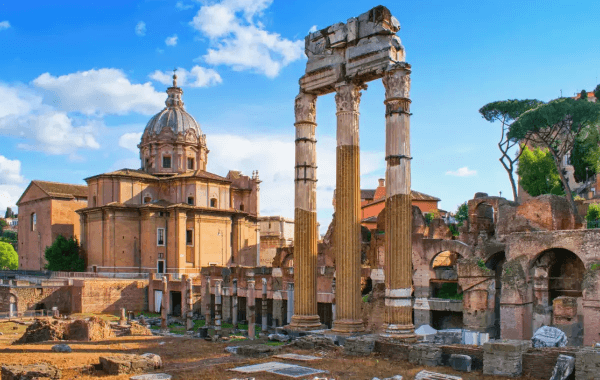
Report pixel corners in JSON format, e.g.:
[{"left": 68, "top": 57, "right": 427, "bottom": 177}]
[
  {"left": 356, "top": 178, "right": 440, "bottom": 230},
  {"left": 259, "top": 216, "right": 294, "bottom": 266},
  {"left": 16, "top": 181, "right": 88, "bottom": 270}
]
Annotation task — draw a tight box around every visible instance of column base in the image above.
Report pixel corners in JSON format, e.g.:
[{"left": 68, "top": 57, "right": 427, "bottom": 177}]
[
  {"left": 287, "top": 314, "right": 322, "bottom": 331},
  {"left": 380, "top": 323, "right": 417, "bottom": 342},
  {"left": 331, "top": 319, "right": 365, "bottom": 334}
]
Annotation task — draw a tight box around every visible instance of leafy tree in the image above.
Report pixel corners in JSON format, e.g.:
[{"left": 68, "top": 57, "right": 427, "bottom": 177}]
[
  {"left": 509, "top": 97, "right": 600, "bottom": 214},
  {"left": 479, "top": 99, "right": 545, "bottom": 201},
  {"left": 580, "top": 90, "right": 588, "bottom": 100},
  {"left": 455, "top": 202, "right": 468, "bottom": 226},
  {"left": 517, "top": 146, "right": 564, "bottom": 196},
  {"left": 44, "top": 236, "right": 86, "bottom": 272},
  {"left": 594, "top": 84, "right": 600, "bottom": 100},
  {"left": 586, "top": 203, "right": 600, "bottom": 224},
  {"left": 424, "top": 212, "right": 434, "bottom": 226},
  {"left": 571, "top": 126, "right": 600, "bottom": 182},
  {"left": 0, "top": 241, "right": 18, "bottom": 269},
  {"left": 0, "top": 219, "right": 6, "bottom": 232},
  {"left": 4, "top": 207, "right": 15, "bottom": 218}
]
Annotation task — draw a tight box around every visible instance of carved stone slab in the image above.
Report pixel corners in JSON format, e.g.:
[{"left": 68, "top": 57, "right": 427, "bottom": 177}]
[{"left": 414, "top": 370, "right": 463, "bottom": 380}]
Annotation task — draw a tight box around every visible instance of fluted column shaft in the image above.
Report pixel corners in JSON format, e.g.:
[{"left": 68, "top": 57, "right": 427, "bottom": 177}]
[
  {"left": 289, "top": 92, "right": 321, "bottom": 330},
  {"left": 382, "top": 63, "right": 415, "bottom": 339},
  {"left": 247, "top": 279, "right": 256, "bottom": 339},
  {"left": 332, "top": 82, "right": 365, "bottom": 334}
]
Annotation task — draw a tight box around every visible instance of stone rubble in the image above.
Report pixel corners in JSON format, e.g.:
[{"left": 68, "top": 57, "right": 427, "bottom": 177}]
[
  {"left": 550, "top": 354, "right": 575, "bottom": 380},
  {"left": 414, "top": 370, "right": 462, "bottom": 380},
  {"left": 449, "top": 354, "right": 471, "bottom": 372},
  {"left": 344, "top": 334, "right": 378, "bottom": 356},
  {"left": 129, "top": 374, "right": 172, "bottom": 380},
  {"left": 292, "top": 334, "right": 337, "bottom": 350},
  {"left": 408, "top": 343, "right": 442, "bottom": 367},
  {"left": 1, "top": 363, "right": 61, "bottom": 380},
  {"left": 483, "top": 339, "right": 531, "bottom": 377},
  {"left": 268, "top": 333, "right": 290, "bottom": 342},
  {"left": 51, "top": 343, "right": 72, "bottom": 353},
  {"left": 99, "top": 354, "right": 157, "bottom": 375},
  {"left": 531, "top": 326, "right": 568, "bottom": 348}
]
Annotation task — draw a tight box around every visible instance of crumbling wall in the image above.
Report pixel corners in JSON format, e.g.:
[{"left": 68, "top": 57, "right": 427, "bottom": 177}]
[{"left": 73, "top": 279, "right": 148, "bottom": 313}]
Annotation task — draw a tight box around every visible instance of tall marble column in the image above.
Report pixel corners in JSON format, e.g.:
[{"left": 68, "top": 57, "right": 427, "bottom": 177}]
[
  {"left": 332, "top": 82, "right": 365, "bottom": 334},
  {"left": 289, "top": 91, "right": 321, "bottom": 330},
  {"left": 382, "top": 63, "right": 415, "bottom": 339},
  {"left": 215, "top": 280, "right": 222, "bottom": 333},
  {"left": 247, "top": 278, "right": 256, "bottom": 340}
]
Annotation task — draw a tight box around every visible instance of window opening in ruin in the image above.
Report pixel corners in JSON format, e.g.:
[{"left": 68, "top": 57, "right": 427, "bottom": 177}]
[
  {"left": 244, "top": 238, "right": 249, "bottom": 247},
  {"left": 157, "top": 228, "right": 165, "bottom": 246},
  {"left": 31, "top": 213, "right": 36, "bottom": 231},
  {"left": 170, "top": 291, "right": 182, "bottom": 317},
  {"left": 210, "top": 198, "right": 217, "bottom": 208},
  {"left": 144, "top": 196, "right": 151, "bottom": 204},
  {"left": 157, "top": 260, "right": 165, "bottom": 274},
  {"left": 486, "top": 251, "right": 506, "bottom": 339},
  {"left": 162, "top": 155, "right": 171, "bottom": 169},
  {"left": 475, "top": 202, "right": 494, "bottom": 233},
  {"left": 240, "top": 204, "right": 245, "bottom": 211},
  {"left": 187, "top": 197, "right": 194, "bottom": 205},
  {"left": 186, "top": 229, "right": 193, "bottom": 246},
  {"left": 92, "top": 196, "right": 97, "bottom": 207},
  {"left": 187, "top": 157, "right": 194, "bottom": 170},
  {"left": 145, "top": 158, "right": 150, "bottom": 169}
]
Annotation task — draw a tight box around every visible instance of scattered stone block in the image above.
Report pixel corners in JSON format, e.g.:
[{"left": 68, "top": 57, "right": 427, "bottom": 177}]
[
  {"left": 128, "top": 322, "right": 154, "bottom": 336},
  {"left": 141, "top": 353, "right": 162, "bottom": 369},
  {"left": 292, "top": 334, "right": 336, "bottom": 350},
  {"left": 268, "top": 333, "right": 290, "bottom": 342},
  {"left": 415, "top": 325, "right": 437, "bottom": 335},
  {"left": 372, "top": 376, "right": 403, "bottom": 380},
  {"left": 414, "top": 370, "right": 462, "bottom": 380},
  {"left": 236, "top": 344, "right": 281, "bottom": 358},
  {"left": 461, "top": 331, "right": 478, "bottom": 345},
  {"left": 449, "top": 354, "right": 471, "bottom": 372},
  {"left": 14, "top": 319, "right": 65, "bottom": 344},
  {"left": 409, "top": 344, "right": 442, "bottom": 367},
  {"left": 483, "top": 339, "right": 531, "bottom": 377},
  {"left": 344, "top": 334, "right": 378, "bottom": 356},
  {"left": 130, "top": 374, "right": 172, "bottom": 380},
  {"left": 100, "top": 354, "right": 155, "bottom": 375},
  {"left": 531, "top": 326, "right": 568, "bottom": 348},
  {"left": 550, "top": 354, "right": 575, "bottom": 380},
  {"left": 575, "top": 347, "right": 600, "bottom": 380},
  {"left": 273, "top": 353, "right": 322, "bottom": 361},
  {"left": 434, "top": 329, "right": 462, "bottom": 345},
  {"left": 1, "top": 363, "right": 61, "bottom": 380},
  {"left": 51, "top": 343, "right": 72, "bottom": 353},
  {"left": 225, "top": 346, "right": 239, "bottom": 354}
]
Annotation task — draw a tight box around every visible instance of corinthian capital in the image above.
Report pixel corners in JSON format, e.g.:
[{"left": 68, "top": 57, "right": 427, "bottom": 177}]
[
  {"left": 295, "top": 92, "right": 317, "bottom": 124},
  {"left": 382, "top": 66, "right": 411, "bottom": 100},
  {"left": 335, "top": 82, "right": 362, "bottom": 113}
]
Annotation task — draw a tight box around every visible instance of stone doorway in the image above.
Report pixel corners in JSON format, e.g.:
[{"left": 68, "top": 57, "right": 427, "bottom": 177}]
[
  {"left": 486, "top": 251, "right": 506, "bottom": 339},
  {"left": 170, "top": 291, "right": 182, "bottom": 317}
]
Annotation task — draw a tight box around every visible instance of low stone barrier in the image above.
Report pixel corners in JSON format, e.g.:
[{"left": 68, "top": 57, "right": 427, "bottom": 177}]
[
  {"left": 575, "top": 347, "right": 600, "bottom": 380},
  {"left": 483, "top": 340, "right": 531, "bottom": 377},
  {"left": 522, "top": 347, "right": 579, "bottom": 379}
]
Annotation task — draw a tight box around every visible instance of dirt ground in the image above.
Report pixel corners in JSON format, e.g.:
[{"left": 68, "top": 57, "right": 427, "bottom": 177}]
[{"left": 0, "top": 320, "right": 539, "bottom": 380}]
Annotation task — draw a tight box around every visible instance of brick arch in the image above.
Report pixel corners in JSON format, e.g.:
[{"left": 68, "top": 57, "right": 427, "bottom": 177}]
[
  {"left": 423, "top": 239, "right": 474, "bottom": 267},
  {"left": 528, "top": 246, "right": 585, "bottom": 271}
]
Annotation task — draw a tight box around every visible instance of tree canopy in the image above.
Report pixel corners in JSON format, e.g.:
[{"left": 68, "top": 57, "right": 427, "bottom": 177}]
[
  {"left": 517, "top": 146, "right": 564, "bottom": 197},
  {"left": 509, "top": 97, "right": 600, "bottom": 214},
  {"left": 44, "top": 236, "right": 86, "bottom": 272},
  {"left": 571, "top": 126, "right": 600, "bottom": 183},
  {"left": 595, "top": 84, "right": 600, "bottom": 100},
  {"left": 0, "top": 241, "right": 18, "bottom": 270},
  {"left": 479, "top": 99, "right": 544, "bottom": 201}
]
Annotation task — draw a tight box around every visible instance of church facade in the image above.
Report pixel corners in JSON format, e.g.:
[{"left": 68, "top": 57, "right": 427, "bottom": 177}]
[{"left": 77, "top": 73, "right": 260, "bottom": 275}]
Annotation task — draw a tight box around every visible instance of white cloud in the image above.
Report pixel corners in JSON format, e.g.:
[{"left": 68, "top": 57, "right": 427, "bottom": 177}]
[
  {"left": 135, "top": 21, "right": 146, "bottom": 36},
  {"left": 446, "top": 166, "right": 477, "bottom": 177},
  {"left": 0, "top": 156, "right": 24, "bottom": 184},
  {"left": 165, "top": 34, "right": 178, "bottom": 46},
  {"left": 32, "top": 68, "right": 164, "bottom": 116},
  {"left": 190, "top": 0, "right": 304, "bottom": 78},
  {"left": 176, "top": 1, "right": 194, "bottom": 10},
  {"left": 308, "top": 25, "right": 317, "bottom": 33},
  {"left": 0, "top": 185, "right": 24, "bottom": 217},
  {"left": 119, "top": 132, "right": 142, "bottom": 153},
  {"left": 149, "top": 66, "right": 222, "bottom": 88},
  {"left": 0, "top": 21, "right": 10, "bottom": 31}
]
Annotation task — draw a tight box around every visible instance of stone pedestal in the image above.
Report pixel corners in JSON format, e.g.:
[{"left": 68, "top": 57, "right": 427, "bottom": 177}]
[
  {"left": 215, "top": 280, "right": 222, "bottom": 333},
  {"left": 262, "top": 278, "right": 268, "bottom": 332},
  {"left": 483, "top": 339, "right": 531, "bottom": 377},
  {"left": 186, "top": 277, "right": 194, "bottom": 331},
  {"left": 232, "top": 279, "right": 238, "bottom": 328},
  {"left": 160, "top": 277, "right": 168, "bottom": 331},
  {"left": 247, "top": 279, "right": 256, "bottom": 339},
  {"left": 332, "top": 82, "right": 365, "bottom": 334},
  {"left": 203, "top": 278, "right": 211, "bottom": 326},
  {"left": 289, "top": 92, "right": 321, "bottom": 331},
  {"left": 381, "top": 64, "right": 415, "bottom": 339}
]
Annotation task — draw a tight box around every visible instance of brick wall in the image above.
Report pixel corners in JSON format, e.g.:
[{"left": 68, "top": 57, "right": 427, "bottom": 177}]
[
  {"left": 72, "top": 279, "right": 148, "bottom": 313},
  {"left": 0, "top": 284, "right": 71, "bottom": 314},
  {"left": 522, "top": 347, "right": 579, "bottom": 379}
]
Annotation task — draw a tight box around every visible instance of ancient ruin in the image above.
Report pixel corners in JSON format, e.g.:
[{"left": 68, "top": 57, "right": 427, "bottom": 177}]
[{"left": 290, "top": 5, "right": 414, "bottom": 339}]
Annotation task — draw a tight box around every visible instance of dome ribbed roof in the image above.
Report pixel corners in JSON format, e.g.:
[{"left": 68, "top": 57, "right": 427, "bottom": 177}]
[{"left": 144, "top": 73, "right": 202, "bottom": 136}]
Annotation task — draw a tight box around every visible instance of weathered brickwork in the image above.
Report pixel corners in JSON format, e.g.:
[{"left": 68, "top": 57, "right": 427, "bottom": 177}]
[
  {"left": 72, "top": 279, "right": 148, "bottom": 313},
  {"left": 0, "top": 283, "right": 71, "bottom": 314}
]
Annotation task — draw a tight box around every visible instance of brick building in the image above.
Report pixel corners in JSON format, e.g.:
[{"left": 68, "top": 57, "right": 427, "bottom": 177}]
[
  {"left": 77, "top": 73, "right": 260, "bottom": 275},
  {"left": 258, "top": 216, "right": 294, "bottom": 266},
  {"left": 357, "top": 178, "right": 440, "bottom": 230},
  {"left": 16, "top": 181, "right": 88, "bottom": 270}
]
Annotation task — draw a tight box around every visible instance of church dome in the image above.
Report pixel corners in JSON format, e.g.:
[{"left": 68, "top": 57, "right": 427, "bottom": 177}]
[{"left": 143, "top": 73, "right": 202, "bottom": 137}]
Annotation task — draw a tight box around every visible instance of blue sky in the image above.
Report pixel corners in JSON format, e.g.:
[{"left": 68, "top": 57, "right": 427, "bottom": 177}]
[{"left": 1, "top": 0, "right": 599, "bottom": 233}]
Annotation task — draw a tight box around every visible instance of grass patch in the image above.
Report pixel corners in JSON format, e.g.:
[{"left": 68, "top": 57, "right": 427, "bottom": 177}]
[
  {"left": 140, "top": 311, "right": 160, "bottom": 318},
  {"left": 266, "top": 341, "right": 285, "bottom": 346},
  {"left": 237, "top": 324, "right": 262, "bottom": 332}
]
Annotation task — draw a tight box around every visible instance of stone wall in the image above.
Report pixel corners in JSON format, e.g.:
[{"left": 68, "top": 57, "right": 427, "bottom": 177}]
[
  {"left": 0, "top": 282, "right": 71, "bottom": 314},
  {"left": 71, "top": 279, "right": 148, "bottom": 313},
  {"left": 522, "top": 347, "right": 579, "bottom": 379}
]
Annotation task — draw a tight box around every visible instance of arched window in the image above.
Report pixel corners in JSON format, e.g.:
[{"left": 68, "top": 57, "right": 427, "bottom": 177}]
[
  {"left": 31, "top": 213, "right": 36, "bottom": 231},
  {"left": 240, "top": 204, "right": 245, "bottom": 211},
  {"left": 210, "top": 198, "right": 217, "bottom": 208}
]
